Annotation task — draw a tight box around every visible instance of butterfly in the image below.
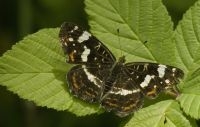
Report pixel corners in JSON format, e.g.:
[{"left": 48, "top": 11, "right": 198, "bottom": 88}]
[{"left": 59, "top": 22, "right": 184, "bottom": 117}]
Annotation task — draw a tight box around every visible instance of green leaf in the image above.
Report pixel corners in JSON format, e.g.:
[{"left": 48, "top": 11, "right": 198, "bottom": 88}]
[
  {"left": 178, "top": 94, "right": 200, "bottom": 120},
  {"left": 124, "top": 100, "right": 191, "bottom": 127},
  {"left": 0, "top": 28, "right": 102, "bottom": 116},
  {"left": 175, "top": 0, "right": 200, "bottom": 119},
  {"left": 0, "top": 0, "right": 192, "bottom": 123},
  {"left": 85, "top": 0, "right": 177, "bottom": 65}
]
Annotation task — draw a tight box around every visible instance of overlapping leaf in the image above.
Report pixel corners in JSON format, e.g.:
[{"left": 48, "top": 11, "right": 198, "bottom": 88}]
[{"left": 175, "top": 0, "right": 200, "bottom": 119}]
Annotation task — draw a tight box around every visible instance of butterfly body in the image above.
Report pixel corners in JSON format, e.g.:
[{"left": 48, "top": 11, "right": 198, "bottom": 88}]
[{"left": 59, "top": 22, "right": 184, "bottom": 117}]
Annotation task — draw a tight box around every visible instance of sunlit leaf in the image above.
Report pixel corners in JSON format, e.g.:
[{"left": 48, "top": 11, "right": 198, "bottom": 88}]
[{"left": 175, "top": 0, "right": 200, "bottom": 119}]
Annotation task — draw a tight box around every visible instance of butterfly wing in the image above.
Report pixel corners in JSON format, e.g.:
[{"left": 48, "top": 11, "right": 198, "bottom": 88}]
[
  {"left": 100, "top": 69, "right": 143, "bottom": 117},
  {"left": 59, "top": 22, "right": 116, "bottom": 103},
  {"left": 59, "top": 22, "right": 116, "bottom": 64},
  {"left": 125, "top": 62, "right": 184, "bottom": 98},
  {"left": 67, "top": 64, "right": 112, "bottom": 103}
]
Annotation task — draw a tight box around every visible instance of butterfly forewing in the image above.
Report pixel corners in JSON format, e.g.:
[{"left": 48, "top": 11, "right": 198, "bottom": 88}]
[
  {"left": 125, "top": 62, "right": 184, "bottom": 98},
  {"left": 59, "top": 22, "right": 116, "bottom": 64}
]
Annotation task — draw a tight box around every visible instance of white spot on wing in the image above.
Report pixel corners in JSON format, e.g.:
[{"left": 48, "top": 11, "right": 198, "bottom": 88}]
[
  {"left": 63, "top": 42, "right": 67, "bottom": 46},
  {"left": 172, "top": 68, "right": 176, "bottom": 72},
  {"left": 172, "top": 68, "right": 176, "bottom": 76},
  {"left": 157, "top": 65, "right": 167, "bottom": 78},
  {"left": 82, "top": 65, "right": 101, "bottom": 88},
  {"left": 165, "top": 79, "right": 170, "bottom": 84},
  {"left": 78, "top": 31, "right": 91, "bottom": 43},
  {"left": 74, "top": 26, "right": 78, "bottom": 30},
  {"left": 109, "top": 88, "right": 140, "bottom": 95},
  {"left": 68, "top": 37, "right": 74, "bottom": 42},
  {"left": 140, "top": 75, "right": 152, "bottom": 88},
  {"left": 70, "top": 26, "right": 78, "bottom": 33},
  {"left": 81, "top": 46, "right": 90, "bottom": 62}
]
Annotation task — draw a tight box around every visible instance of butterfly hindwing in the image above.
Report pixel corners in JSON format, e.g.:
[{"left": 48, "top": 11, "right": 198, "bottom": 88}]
[
  {"left": 59, "top": 22, "right": 116, "bottom": 64},
  {"left": 101, "top": 69, "right": 143, "bottom": 117},
  {"left": 67, "top": 63, "right": 113, "bottom": 103},
  {"left": 67, "top": 65, "right": 103, "bottom": 103}
]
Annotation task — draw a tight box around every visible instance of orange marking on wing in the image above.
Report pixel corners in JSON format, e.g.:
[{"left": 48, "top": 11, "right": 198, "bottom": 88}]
[
  {"left": 123, "top": 104, "right": 135, "bottom": 111},
  {"left": 85, "top": 91, "right": 95, "bottom": 98},
  {"left": 103, "top": 98, "right": 118, "bottom": 107},
  {"left": 122, "top": 100, "right": 139, "bottom": 111},
  {"left": 69, "top": 52, "right": 75, "bottom": 61},
  {"left": 72, "top": 74, "right": 79, "bottom": 89},
  {"left": 146, "top": 88, "right": 157, "bottom": 96}
]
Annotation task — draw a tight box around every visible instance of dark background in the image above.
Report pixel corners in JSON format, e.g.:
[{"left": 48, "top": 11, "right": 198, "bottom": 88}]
[{"left": 0, "top": 0, "right": 198, "bottom": 127}]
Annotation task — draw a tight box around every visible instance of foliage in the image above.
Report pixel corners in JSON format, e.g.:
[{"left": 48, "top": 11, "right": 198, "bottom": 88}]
[{"left": 0, "top": 0, "right": 200, "bottom": 126}]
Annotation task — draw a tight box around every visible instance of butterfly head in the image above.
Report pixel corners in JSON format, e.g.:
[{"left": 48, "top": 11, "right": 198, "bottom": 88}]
[{"left": 118, "top": 55, "right": 126, "bottom": 64}]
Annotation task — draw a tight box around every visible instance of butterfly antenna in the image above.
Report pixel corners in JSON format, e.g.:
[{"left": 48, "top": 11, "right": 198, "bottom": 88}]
[{"left": 117, "top": 29, "right": 123, "bottom": 57}]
